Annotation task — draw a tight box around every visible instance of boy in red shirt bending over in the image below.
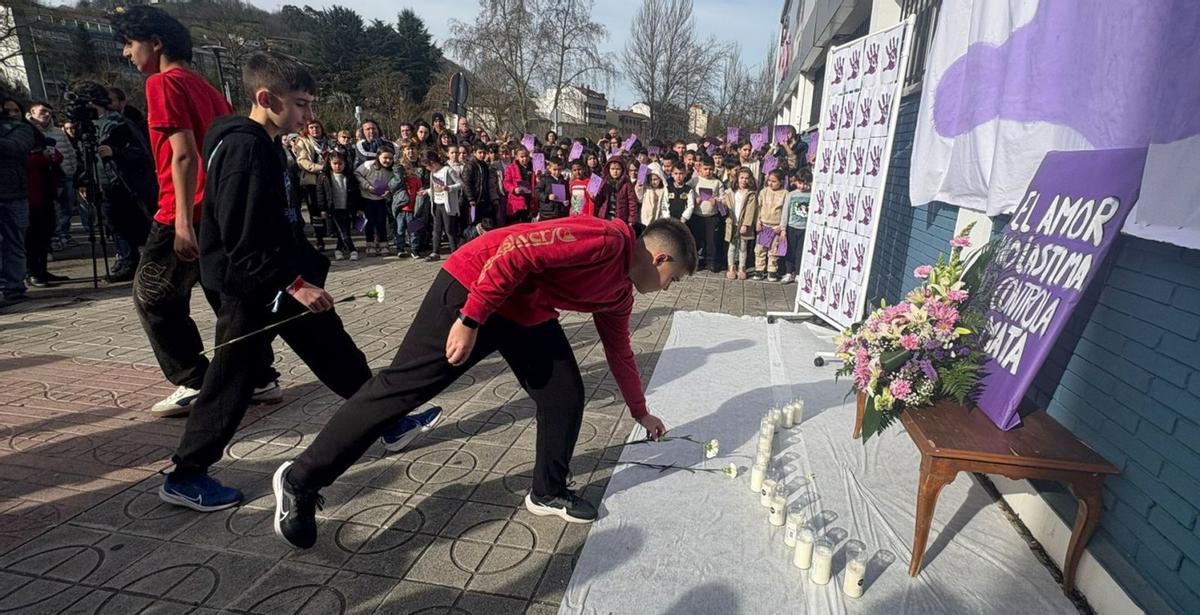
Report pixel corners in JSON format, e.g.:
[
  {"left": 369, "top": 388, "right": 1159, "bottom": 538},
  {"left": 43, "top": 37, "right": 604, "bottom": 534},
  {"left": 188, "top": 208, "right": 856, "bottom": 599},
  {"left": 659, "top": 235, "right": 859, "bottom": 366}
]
[
  {"left": 273, "top": 216, "right": 697, "bottom": 548},
  {"left": 114, "top": 6, "right": 280, "bottom": 416}
]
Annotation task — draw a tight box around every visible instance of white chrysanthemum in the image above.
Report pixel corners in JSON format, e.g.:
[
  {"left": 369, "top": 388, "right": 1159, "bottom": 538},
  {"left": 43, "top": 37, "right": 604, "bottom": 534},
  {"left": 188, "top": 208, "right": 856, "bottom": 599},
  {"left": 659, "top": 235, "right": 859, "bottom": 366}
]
[
  {"left": 723, "top": 463, "right": 738, "bottom": 479},
  {"left": 704, "top": 439, "right": 720, "bottom": 459},
  {"left": 367, "top": 284, "right": 386, "bottom": 302}
]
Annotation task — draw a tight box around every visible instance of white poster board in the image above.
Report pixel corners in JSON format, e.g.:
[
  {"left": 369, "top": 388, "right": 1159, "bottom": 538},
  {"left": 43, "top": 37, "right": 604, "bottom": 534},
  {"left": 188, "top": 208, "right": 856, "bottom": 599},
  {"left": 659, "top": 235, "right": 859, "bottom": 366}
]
[{"left": 777, "top": 18, "right": 913, "bottom": 331}]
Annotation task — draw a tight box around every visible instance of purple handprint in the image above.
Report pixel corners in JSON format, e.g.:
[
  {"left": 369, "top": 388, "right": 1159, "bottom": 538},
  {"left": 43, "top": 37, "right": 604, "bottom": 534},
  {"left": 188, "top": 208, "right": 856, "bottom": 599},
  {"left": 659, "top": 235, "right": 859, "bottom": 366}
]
[
  {"left": 844, "top": 192, "right": 857, "bottom": 221},
  {"left": 853, "top": 243, "right": 866, "bottom": 272},
  {"left": 867, "top": 146, "right": 882, "bottom": 176},
  {"left": 849, "top": 49, "right": 861, "bottom": 80},
  {"left": 837, "top": 239, "right": 849, "bottom": 266},
  {"left": 859, "top": 195, "right": 874, "bottom": 225},
  {"left": 832, "top": 57, "right": 845, "bottom": 85},
  {"left": 829, "top": 191, "right": 841, "bottom": 219},
  {"left": 844, "top": 288, "right": 858, "bottom": 318},
  {"left": 802, "top": 271, "right": 814, "bottom": 293},
  {"left": 858, "top": 98, "right": 872, "bottom": 127},
  {"left": 819, "top": 149, "right": 832, "bottom": 174},
  {"left": 822, "top": 235, "right": 835, "bottom": 260},
  {"left": 807, "top": 231, "right": 819, "bottom": 255},
  {"left": 813, "top": 190, "right": 825, "bottom": 216},
  {"left": 885, "top": 36, "right": 899, "bottom": 71},
  {"left": 865, "top": 43, "right": 880, "bottom": 76},
  {"left": 875, "top": 93, "right": 893, "bottom": 125},
  {"left": 830, "top": 282, "right": 842, "bottom": 310},
  {"left": 841, "top": 100, "right": 855, "bottom": 130},
  {"left": 825, "top": 104, "right": 839, "bottom": 133},
  {"left": 835, "top": 148, "right": 848, "bottom": 174},
  {"left": 851, "top": 147, "right": 865, "bottom": 175},
  {"left": 815, "top": 277, "right": 827, "bottom": 302}
]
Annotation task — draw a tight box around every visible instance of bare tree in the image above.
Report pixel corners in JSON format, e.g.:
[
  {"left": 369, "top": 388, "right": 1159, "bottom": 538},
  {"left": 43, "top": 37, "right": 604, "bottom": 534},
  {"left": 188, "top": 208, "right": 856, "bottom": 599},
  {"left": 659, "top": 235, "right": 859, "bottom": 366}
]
[
  {"left": 537, "top": 0, "right": 613, "bottom": 131},
  {"left": 449, "top": 0, "right": 544, "bottom": 131},
  {"left": 622, "top": 0, "right": 715, "bottom": 138}
]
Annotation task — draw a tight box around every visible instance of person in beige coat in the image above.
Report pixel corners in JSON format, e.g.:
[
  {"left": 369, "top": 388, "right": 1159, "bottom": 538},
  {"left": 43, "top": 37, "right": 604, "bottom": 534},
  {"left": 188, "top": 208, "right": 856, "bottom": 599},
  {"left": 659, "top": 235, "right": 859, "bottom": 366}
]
[
  {"left": 723, "top": 167, "right": 759, "bottom": 279},
  {"left": 754, "top": 169, "right": 788, "bottom": 281},
  {"left": 640, "top": 171, "right": 668, "bottom": 227},
  {"left": 294, "top": 120, "right": 330, "bottom": 249}
]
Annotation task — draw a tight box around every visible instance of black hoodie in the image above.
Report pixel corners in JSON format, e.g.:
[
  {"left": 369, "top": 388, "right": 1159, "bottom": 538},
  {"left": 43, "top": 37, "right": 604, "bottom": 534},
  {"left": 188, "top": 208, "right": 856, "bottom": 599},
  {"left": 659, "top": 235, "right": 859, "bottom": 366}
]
[{"left": 199, "top": 115, "right": 328, "bottom": 298}]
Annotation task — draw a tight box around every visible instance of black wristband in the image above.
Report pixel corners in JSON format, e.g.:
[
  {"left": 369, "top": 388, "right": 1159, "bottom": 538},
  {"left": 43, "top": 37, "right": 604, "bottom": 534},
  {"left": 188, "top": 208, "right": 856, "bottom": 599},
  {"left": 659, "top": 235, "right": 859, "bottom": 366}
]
[{"left": 456, "top": 311, "right": 480, "bottom": 330}]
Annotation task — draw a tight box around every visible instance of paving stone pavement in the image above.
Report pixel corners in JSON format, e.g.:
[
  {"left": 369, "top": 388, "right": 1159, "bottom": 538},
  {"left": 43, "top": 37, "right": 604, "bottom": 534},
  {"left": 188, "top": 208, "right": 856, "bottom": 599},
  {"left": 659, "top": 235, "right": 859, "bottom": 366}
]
[{"left": 0, "top": 244, "right": 797, "bottom": 614}]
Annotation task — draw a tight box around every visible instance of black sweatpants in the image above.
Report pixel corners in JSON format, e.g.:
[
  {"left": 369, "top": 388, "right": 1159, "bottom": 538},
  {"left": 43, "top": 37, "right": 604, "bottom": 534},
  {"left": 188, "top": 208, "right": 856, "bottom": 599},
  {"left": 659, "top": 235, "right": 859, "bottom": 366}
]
[
  {"left": 171, "top": 291, "right": 372, "bottom": 477},
  {"left": 430, "top": 206, "right": 461, "bottom": 255},
  {"left": 289, "top": 270, "right": 585, "bottom": 498}
]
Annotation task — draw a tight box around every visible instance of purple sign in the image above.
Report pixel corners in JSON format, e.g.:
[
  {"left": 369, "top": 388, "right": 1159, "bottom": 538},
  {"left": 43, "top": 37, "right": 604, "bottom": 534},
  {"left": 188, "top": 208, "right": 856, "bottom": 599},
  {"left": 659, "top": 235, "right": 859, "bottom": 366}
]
[
  {"left": 569, "top": 142, "right": 584, "bottom": 161},
  {"left": 762, "top": 155, "right": 779, "bottom": 175},
  {"left": 698, "top": 187, "right": 713, "bottom": 203},
  {"left": 521, "top": 133, "right": 536, "bottom": 152},
  {"left": 806, "top": 131, "right": 819, "bottom": 163},
  {"left": 756, "top": 227, "right": 776, "bottom": 248},
  {"left": 705, "top": 144, "right": 715, "bottom": 156},
  {"left": 532, "top": 153, "right": 546, "bottom": 173},
  {"left": 977, "top": 148, "right": 1148, "bottom": 430},
  {"left": 586, "top": 174, "right": 604, "bottom": 197},
  {"left": 551, "top": 183, "right": 566, "bottom": 201},
  {"left": 749, "top": 132, "right": 766, "bottom": 152},
  {"left": 647, "top": 146, "right": 661, "bottom": 156},
  {"left": 774, "top": 125, "right": 790, "bottom": 144},
  {"left": 371, "top": 179, "right": 389, "bottom": 196},
  {"left": 727, "top": 126, "right": 739, "bottom": 144},
  {"left": 636, "top": 165, "right": 649, "bottom": 185},
  {"left": 623, "top": 133, "right": 638, "bottom": 151}
]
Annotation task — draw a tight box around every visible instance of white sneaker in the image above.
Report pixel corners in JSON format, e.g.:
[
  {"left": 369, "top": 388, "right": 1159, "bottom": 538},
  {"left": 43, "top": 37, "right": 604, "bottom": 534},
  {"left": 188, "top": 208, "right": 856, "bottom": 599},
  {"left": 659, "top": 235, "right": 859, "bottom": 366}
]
[
  {"left": 251, "top": 380, "right": 284, "bottom": 404},
  {"left": 334, "top": 250, "right": 344, "bottom": 261},
  {"left": 349, "top": 251, "right": 359, "bottom": 261},
  {"left": 151, "top": 385, "right": 200, "bottom": 417},
  {"left": 781, "top": 273, "right": 795, "bottom": 284}
]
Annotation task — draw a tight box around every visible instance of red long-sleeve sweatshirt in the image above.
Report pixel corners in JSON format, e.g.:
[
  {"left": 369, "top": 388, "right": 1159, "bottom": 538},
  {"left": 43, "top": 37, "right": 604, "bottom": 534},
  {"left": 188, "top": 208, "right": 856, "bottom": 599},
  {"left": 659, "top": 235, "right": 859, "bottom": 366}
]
[{"left": 443, "top": 216, "right": 648, "bottom": 420}]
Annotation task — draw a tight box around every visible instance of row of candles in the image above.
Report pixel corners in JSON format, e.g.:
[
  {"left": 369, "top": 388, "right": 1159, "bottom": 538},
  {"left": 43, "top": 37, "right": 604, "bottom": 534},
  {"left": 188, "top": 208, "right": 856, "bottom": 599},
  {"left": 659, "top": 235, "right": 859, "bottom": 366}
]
[{"left": 748, "top": 401, "right": 868, "bottom": 598}]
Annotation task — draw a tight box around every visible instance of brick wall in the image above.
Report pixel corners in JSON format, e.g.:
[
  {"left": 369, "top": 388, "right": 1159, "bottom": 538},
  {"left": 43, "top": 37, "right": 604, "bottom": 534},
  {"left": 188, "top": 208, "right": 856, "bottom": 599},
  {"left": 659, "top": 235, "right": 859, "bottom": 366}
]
[{"left": 868, "top": 91, "right": 1200, "bottom": 613}]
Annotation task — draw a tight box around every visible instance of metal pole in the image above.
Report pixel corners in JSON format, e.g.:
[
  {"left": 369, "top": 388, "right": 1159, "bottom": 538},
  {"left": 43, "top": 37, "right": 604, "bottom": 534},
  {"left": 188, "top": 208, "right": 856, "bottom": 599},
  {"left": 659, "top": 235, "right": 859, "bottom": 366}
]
[{"left": 211, "top": 48, "right": 229, "bottom": 104}]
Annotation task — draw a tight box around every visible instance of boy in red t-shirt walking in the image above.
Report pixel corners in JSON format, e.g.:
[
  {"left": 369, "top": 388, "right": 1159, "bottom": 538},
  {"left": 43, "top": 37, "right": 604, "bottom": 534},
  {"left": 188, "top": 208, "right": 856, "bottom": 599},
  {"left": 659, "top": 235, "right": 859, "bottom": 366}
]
[
  {"left": 114, "top": 6, "right": 279, "bottom": 416},
  {"left": 272, "top": 216, "right": 697, "bottom": 549}
]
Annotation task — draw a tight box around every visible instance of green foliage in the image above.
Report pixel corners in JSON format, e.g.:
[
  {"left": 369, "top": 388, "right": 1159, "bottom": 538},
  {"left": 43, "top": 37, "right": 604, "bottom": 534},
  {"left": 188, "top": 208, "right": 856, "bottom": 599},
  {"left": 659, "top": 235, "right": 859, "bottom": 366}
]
[{"left": 937, "top": 359, "right": 981, "bottom": 405}]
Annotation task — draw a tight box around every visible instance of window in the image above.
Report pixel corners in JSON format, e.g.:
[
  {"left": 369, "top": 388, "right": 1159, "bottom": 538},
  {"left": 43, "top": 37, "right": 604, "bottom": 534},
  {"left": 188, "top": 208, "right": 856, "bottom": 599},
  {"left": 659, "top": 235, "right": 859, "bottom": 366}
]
[{"left": 900, "top": 0, "right": 942, "bottom": 90}]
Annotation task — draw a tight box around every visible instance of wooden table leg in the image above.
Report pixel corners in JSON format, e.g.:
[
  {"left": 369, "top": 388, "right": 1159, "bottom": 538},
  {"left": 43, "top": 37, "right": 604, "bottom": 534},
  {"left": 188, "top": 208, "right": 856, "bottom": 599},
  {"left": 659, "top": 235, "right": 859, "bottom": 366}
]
[
  {"left": 910, "top": 456, "right": 957, "bottom": 576},
  {"left": 1063, "top": 474, "right": 1105, "bottom": 594}
]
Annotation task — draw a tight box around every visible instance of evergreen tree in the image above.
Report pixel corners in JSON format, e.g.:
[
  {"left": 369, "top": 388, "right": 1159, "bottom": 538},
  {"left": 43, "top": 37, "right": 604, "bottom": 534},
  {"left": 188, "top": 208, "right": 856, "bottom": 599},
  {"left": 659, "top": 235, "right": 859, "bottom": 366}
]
[{"left": 393, "top": 9, "right": 442, "bottom": 103}]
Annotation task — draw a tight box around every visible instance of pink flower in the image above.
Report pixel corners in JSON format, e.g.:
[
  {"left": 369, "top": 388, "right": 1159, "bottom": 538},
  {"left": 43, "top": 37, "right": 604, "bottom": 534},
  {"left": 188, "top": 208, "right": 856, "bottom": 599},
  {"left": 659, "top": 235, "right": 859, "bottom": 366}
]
[
  {"left": 946, "top": 289, "right": 969, "bottom": 302},
  {"left": 889, "top": 379, "right": 912, "bottom": 400},
  {"left": 913, "top": 265, "right": 933, "bottom": 279},
  {"left": 951, "top": 236, "right": 972, "bottom": 249},
  {"left": 899, "top": 335, "right": 920, "bottom": 350}
]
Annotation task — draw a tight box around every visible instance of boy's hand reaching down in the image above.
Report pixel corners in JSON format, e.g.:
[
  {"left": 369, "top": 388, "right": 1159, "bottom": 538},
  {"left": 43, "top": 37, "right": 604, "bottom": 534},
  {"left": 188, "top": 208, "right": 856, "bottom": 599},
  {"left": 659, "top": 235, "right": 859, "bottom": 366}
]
[
  {"left": 446, "top": 319, "right": 478, "bottom": 366},
  {"left": 638, "top": 414, "right": 667, "bottom": 440}
]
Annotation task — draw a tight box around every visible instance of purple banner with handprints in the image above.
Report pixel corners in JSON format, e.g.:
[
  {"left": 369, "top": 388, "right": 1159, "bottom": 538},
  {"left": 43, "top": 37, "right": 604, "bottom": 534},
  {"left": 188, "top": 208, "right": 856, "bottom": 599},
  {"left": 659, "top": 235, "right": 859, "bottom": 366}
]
[{"left": 976, "top": 148, "right": 1147, "bottom": 430}]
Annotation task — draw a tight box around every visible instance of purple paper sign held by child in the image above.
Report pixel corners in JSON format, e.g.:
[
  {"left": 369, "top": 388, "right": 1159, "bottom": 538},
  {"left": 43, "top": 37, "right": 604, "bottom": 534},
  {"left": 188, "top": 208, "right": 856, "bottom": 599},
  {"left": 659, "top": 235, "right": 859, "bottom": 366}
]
[
  {"left": 762, "top": 155, "right": 779, "bottom": 175},
  {"left": 756, "top": 227, "right": 776, "bottom": 248},
  {"left": 586, "top": 174, "right": 603, "bottom": 197},
  {"left": 372, "top": 179, "right": 389, "bottom": 196},
  {"left": 532, "top": 153, "right": 545, "bottom": 173},
  {"left": 774, "top": 125, "right": 790, "bottom": 144},
  {"left": 705, "top": 144, "right": 715, "bottom": 156},
  {"left": 727, "top": 126, "right": 739, "bottom": 144},
  {"left": 698, "top": 187, "right": 713, "bottom": 203},
  {"left": 551, "top": 183, "right": 566, "bottom": 201},
  {"left": 569, "top": 142, "right": 584, "bottom": 161},
  {"left": 636, "top": 164, "right": 649, "bottom": 185},
  {"left": 647, "top": 145, "right": 660, "bottom": 156},
  {"left": 750, "top": 132, "right": 766, "bottom": 152},
  {"left": 354, "top": 216, "right": 367, "bottom": 232},
  {"left": 622, "top": 133, "right": 637, "bottom": 151},
  {"left": 521, "top": 133, "right": 535, "bottom": 152},
  {"left": 773, "top": 232, "right": 788, "bottom": 257}
]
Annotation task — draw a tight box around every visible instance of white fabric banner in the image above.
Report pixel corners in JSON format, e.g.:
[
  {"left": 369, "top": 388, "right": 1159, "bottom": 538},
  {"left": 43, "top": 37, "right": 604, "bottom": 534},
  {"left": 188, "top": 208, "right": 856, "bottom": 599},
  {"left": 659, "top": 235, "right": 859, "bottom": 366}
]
[{"left": 910, "top": 0, "right": 1200, "bottom": 250}]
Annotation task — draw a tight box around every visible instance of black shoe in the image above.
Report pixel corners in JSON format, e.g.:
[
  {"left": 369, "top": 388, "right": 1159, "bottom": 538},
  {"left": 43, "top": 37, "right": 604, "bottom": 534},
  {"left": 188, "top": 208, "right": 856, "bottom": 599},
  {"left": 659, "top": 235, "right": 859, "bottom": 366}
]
[
  {"left": 273, "top": 461, "right": 322, "bottom": 548},
  {"left": 106, "top": 268, "right": 135, "bottom": 283},
  {"left": 43, "top": 272, "right": 70, "bottom": 283},
  {"left": 26, "top": 276, "right": 48, "bottom": 288},
  {"left": 424, "top": 253, "right": 441, "bottom": 262},
  {"left": 524, "top": 490, "right": 597, "bottom": 524}
]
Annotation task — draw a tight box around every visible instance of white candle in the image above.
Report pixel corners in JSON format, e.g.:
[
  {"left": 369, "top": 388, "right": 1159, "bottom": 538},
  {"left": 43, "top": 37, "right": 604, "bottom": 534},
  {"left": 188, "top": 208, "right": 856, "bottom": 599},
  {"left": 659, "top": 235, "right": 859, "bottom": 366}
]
[
  {"left": 790, "top": 400, "right": 806, "bottom": 426},
  {"left": 757, "top": 435, "right": 773, "bottom": 458},
  {"left": 755, "top": 449, "right": 771, "bottom": 468},
  {"left": 793, "top": 528, "right": 814, "bottom": 569},
  {"left": 749, "top": 462, "right": 767, "bottom": 492},
  {"left": 843, "top": 559, "right": 866, "bottom": 598},
  {"left": 759, "top": 478, "right": 777, "bottom": 507},
  {"left": 780, "top": 403, "right": 795, "bottom": 428},
  {"left": 768, "top": 495, "right": 787, "bottom": 526},
  {"left": 784, "top": 511, "right": 803, "bottom": 547},
  {"left": 810, "top": 539, "right": 834, "bottom": 585}
]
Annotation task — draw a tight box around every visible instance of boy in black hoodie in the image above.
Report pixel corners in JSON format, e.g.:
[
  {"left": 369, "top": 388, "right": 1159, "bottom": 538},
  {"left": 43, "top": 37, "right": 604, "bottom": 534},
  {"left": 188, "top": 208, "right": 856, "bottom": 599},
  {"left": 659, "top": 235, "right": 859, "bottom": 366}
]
[
  {"left": 535, "top": 157, "right": 568, "bottom": 220},
  {"left": 158, "top": 52, "right": 379, "bottom": 512}
]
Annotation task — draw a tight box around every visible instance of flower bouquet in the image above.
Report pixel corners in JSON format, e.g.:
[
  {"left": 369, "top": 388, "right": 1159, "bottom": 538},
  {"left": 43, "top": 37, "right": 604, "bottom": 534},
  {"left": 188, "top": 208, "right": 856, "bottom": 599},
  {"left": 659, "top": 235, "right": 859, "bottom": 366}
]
[{"left": 835, "top": 225, "right": 996, "bottom": 442}]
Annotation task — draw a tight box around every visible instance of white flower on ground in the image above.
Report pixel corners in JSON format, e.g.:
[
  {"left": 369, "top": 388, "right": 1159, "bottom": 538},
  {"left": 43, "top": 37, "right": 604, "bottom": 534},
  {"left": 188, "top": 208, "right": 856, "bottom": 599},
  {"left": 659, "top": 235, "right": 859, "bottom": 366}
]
[
  {"left": 367, "top": 284, "right": 386, "bottom": 302},
  {"left": 704, "top": 438, "right": 720, "bottom": 459},
  {"left": 724, "top": 463, "right": 738, "bottom": 479}
]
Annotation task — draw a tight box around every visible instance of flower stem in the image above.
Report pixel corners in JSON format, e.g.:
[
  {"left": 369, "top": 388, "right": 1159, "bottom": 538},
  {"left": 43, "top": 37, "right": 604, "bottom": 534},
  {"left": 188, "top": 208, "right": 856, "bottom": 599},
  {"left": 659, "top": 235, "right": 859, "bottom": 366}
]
[
  {"left": 621, "top": 461, "right": 725, "bottom": 475},
  {"left": 200, "top": 295, "right": 359, "bottom": 356}
]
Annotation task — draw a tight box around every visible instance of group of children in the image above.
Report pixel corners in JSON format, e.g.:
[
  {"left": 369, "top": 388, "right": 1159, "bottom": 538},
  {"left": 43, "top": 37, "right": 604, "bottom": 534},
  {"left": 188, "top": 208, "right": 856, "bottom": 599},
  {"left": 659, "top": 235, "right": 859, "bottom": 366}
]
[{"left": 283, "top": 124, "right": 814, "bottom": 284}]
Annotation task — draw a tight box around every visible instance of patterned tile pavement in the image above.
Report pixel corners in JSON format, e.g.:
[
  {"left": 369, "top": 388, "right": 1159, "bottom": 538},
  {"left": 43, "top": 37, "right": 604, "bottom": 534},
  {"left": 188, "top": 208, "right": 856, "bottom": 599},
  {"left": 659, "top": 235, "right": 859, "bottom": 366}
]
[{"left": 0, "top": 245, "right": 797, "bottom": 614}]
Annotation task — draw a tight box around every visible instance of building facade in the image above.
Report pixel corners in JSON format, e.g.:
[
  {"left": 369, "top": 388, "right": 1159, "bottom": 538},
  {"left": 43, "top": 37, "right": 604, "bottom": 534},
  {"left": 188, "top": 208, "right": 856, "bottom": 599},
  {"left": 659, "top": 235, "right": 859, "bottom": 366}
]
[
  {"left": 536, "top": 84, "right": 609, "bottom": 131},
  {"left": 0, "top": 4, "right": 134, "bottom": 102},
  {"left": 606, "top": 107, "right": 649, "bottom": 136}
]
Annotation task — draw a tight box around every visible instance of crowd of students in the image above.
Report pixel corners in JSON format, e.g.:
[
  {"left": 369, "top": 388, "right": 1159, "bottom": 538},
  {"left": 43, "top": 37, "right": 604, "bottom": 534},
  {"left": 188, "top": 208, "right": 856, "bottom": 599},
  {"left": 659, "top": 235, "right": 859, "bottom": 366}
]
[{"left": 277, "top": 113, "right": 814, "bottom": 283}]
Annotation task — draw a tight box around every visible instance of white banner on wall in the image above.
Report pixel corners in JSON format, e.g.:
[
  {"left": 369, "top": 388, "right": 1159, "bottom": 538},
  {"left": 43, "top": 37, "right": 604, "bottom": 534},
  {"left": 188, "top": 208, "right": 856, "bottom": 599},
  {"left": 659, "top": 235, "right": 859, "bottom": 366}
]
[
  {"left": 793, "top": 18, "right": 913, "bottom": 331},
  {"left": 910, "top": 0, "right": 1200, "bottom": 250}
]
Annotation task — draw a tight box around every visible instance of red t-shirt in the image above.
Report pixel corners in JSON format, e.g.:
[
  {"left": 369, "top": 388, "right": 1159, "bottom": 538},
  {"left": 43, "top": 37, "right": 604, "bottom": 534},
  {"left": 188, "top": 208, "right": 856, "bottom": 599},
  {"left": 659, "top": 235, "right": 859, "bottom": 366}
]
[
  {"left": 145, "top": 67, "right": 233, "bottom": 225},
  {"left": 442, "top": 217, "right": 648, "bottom": 419}
]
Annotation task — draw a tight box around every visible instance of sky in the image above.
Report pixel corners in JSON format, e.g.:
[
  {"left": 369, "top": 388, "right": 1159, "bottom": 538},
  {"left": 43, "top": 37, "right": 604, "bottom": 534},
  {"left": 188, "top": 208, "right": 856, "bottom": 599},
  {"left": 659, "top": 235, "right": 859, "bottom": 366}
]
[{"left": 203, "top": 0, "right": 780, "bottom": 108}]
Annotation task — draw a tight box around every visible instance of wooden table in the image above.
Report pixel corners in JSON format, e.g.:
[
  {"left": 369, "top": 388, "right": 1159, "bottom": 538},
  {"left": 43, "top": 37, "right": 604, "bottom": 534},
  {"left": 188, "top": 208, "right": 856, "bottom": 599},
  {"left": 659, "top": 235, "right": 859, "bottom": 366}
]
[{"left": 854, "top": 396, "right": 1120, "bottom": 594}]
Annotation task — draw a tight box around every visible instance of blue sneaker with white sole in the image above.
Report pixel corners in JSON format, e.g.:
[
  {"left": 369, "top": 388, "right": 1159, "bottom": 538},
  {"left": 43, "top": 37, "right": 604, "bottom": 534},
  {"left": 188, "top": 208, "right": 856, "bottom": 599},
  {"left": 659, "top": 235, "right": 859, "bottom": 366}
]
[
  {"left": 159, "top": 473, "right": 243, "bottom": 511},
  {"left": 381, "top": 406, "right": 443, "bottom": 452}
]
